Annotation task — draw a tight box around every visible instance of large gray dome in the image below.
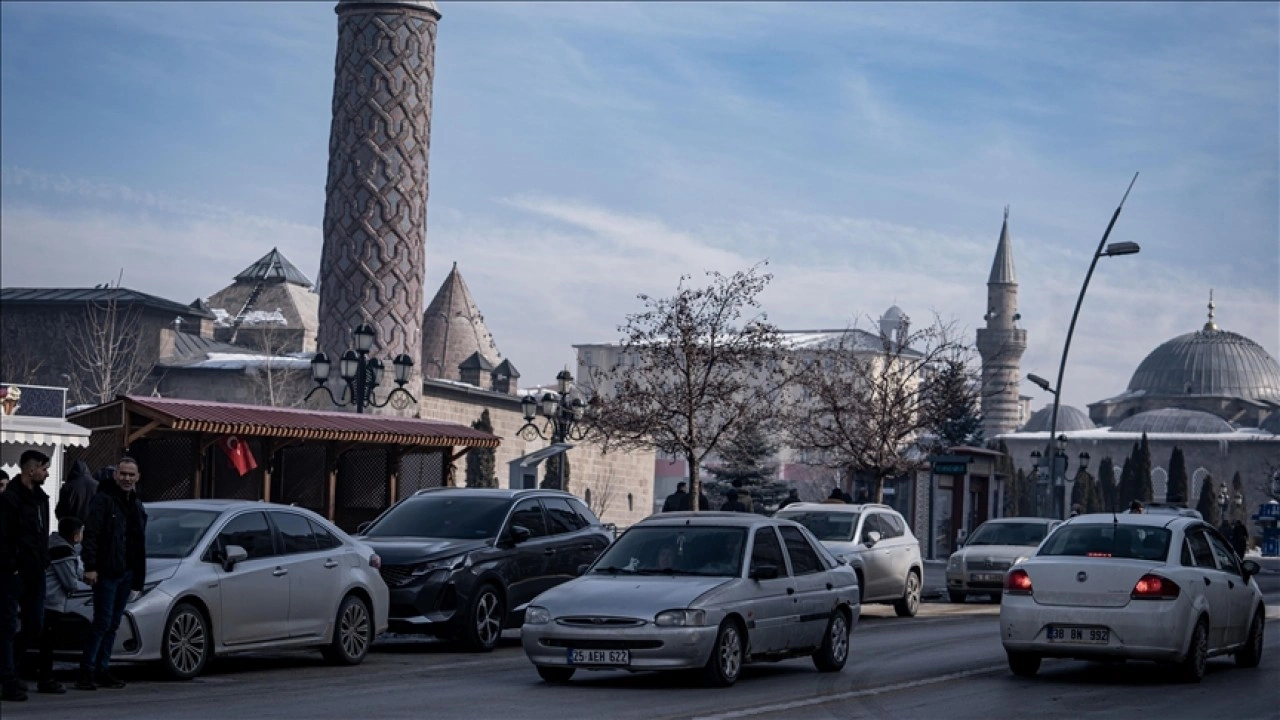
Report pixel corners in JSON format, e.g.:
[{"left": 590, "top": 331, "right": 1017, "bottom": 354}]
[
  {"left": 1127, "top": 327, "right": 1280, "bottom": 404},
  {"left": 1021, "top": 405, "right": 1094, "bottom": 433},
  {"left": 1112, "top": 408, "right": 1234, "bottom": 435}
]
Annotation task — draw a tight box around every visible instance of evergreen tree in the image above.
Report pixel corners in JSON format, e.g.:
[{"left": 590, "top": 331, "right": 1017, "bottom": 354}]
[
  {"left": 1134, "top": 434, "right": 1153, "bottom": 503},
  {"left": 926, "top": 359, "right": 984, "bottom": 449},
  {"left": 1071, "top": 468, "right": 1100, "bottom": 514},
  {"left": 1097, "top": 457, "right": 1117, "bottom": 512},
  {"left": 541, "top": 452, "right": 571, "bottom": 492},
  {"left": 705, "top": 424, "right": 779, "bottom": 498},
  {"left": 1166, "top": 447, "right": 1189, "bottom": 505},
  {"left": 1196, "top": 475, "right": 1220, "bottom": 526},
  {"left": 1118, "top": 454, "right": 1137, "bottom": 509},
  {"left": 464, "top": 409, "right": 498, "bottom": 488}
]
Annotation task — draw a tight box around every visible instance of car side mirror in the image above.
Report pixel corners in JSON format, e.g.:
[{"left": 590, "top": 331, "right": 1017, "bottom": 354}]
[
  {"left": 222, "top": 545, "right": 248, "bottom": 572},
  {"left": 1241, "top": 559, "right": 1261, "bottom": 580},
  {"left": 509, "top": 525, "right": 532, "bottom": 545},
  {"left": 863, "top": 531, "right": 881, "bottom": 547},
  {"left": 576, "top": 563, "right": 590, "bottom": 577},
  {"left": 356, "top": 521, "right": 372, "bottom": 535},
  {"left": 749, "top": 564, "right": 779, "bottom": 581}
]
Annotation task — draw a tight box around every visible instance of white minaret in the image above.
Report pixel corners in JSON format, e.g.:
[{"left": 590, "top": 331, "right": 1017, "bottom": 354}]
[{"left": 976, "top": 207, "right": 1027, "bottom": 439}]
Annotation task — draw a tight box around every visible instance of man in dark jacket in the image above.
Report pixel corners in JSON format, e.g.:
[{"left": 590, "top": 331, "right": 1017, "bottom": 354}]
[
  {"left": 0, "top": 449, "right": 53, "bottom": 701},
  {"left": 661, "top": 482, "right": 688, "bottom": 512},
  {"left": 77, "top": 458, "right": 147, "bottom": 691},
  {"left": 720, "top": 489, "right": 748, "bottom": 513},
  {"left": 56, "top": 460, "right": 98, "bottom": 523},
  {"left": 1230, "top": 520, "right": 1250, "bottom": 559}
]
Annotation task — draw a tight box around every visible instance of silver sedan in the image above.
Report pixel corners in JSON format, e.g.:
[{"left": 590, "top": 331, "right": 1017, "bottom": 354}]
[
  {"left": 62, "top": 500, "right": 389, "bottom": 679},
  {"left": 522, "top": 513, "right": 860, "bottom": 686}
]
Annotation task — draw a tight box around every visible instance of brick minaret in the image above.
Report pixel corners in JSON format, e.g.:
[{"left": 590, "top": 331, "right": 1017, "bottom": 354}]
[
  {"left": 317, "top": 0, "right": 440, "bottom": 410},
  {"left": 976, "top": 208, "right": 1028, "bottom": 438}
]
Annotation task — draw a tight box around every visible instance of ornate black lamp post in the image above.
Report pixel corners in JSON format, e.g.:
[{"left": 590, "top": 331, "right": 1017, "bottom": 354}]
[
  {"left": 306, "top": 323, "right": 416, "bottom": 414},
  {"left": 1217, "top": 487, "right": 1243, "bottom": 529},
  {"left": 518, "top": 369, "right": 591, "bottom": 489}
]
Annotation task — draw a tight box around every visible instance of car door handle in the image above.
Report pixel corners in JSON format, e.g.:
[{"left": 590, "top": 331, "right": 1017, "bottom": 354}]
[
  {"left": 1203, "top": 577, "right": 1211, "bottom": 586},
  {"left": 543, "top": 548, "right": 556, "bottom": 556},
  {"left": 826, "top": 583, "right": 834, "bottom": 590},
  {"left": 786, "top": 587, "right": 795, "bottom": 595},
  {"left": 1228, "top": 580, "right": 1235, "bottom": 589},
  {"left": 272, "top": 568, "right": 288, "bottom": 577},
  {"left": 323, "top": 559, "right": 340, "bottom": 569}
]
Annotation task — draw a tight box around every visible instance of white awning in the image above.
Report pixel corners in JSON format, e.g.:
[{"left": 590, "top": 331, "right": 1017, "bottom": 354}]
[{"left": 0, "top": 416, "right": 91, "bottom": 448}]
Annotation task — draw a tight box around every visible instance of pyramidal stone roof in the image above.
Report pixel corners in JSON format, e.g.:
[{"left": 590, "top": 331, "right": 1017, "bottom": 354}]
[
  {"left": 988, "top": 207, "right": 1016, "bottom": 285},
  {"left": 234, "top": 248, "right": 313, "bottom": 288},
  {"left": 421, "top": 263, "right": 502, "bottom": 381}
]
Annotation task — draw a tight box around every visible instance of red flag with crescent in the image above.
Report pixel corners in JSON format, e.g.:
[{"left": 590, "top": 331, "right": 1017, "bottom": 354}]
[{"left": 218, "top": 435, "right": 258, "bottom": 476}]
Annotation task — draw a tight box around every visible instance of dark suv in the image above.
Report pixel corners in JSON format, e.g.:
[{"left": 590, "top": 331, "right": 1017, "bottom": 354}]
[{"left": 358, "top": 488, "right": 613, "bottom": 651}]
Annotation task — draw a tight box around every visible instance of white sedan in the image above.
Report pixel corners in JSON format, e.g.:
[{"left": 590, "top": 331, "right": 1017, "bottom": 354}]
[{"left": 1000, "top": 513, "right": 1265, "bottom": 682}]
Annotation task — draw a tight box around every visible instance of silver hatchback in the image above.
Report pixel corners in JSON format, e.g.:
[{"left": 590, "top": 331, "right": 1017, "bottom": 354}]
[
  {"left": 61, "top": 500, "right": 389, "bottom": 679},
  {"left": 522, "top": 512, "right": 860, "bottom": 686}
]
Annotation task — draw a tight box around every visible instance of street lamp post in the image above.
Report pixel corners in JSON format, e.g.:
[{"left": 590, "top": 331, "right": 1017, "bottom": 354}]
[
  {"left": 1217, "top": 487, "right": 1243, "bottom": 530},
  {"left": 306, "top": 323, "right": 417, "bottom": 414},
  {"left": 1034, "top": 173, "right": 1141, "bottom": 519},
  {"left": 517, "top": 369, "right": 591, "bottom": 490}
]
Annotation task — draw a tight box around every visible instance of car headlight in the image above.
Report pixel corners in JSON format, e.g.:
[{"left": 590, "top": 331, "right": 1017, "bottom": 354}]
[
  {"left": 654, "top": 609, "right": 706, "bottom": 627},
  {"left": 947, "top": 555, "right": 961, "bottom": 571},
  {"left": 412, "top": 554, "right": 471, "bottom": 576},
  {"left": 526, "top": 606, "right": 551, "bottom": 624}
]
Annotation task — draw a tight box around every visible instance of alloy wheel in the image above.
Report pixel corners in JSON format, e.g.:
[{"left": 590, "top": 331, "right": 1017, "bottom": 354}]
[
  {"left": 475, "top": 591, "right": 502, "bottom": 648},
  {"left": 905, "top": 573, "right": 920, "bottom": 614},
  {"left": 830, "top": 613, "right": 849, "bottom": 665},
  {"left": 167, "top": 608, "right": 207, "bottom": 677},
  {"left": 719, "top": 625, "right": 742, "bottom": 681},
  {"left": 340, "top": 599, "right": 371, "bottom": 660}
]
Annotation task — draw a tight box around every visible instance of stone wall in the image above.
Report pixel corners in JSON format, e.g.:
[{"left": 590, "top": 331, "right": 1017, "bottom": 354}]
[{"left": 420, "top": 382, "right": 655, "bottom": 529}]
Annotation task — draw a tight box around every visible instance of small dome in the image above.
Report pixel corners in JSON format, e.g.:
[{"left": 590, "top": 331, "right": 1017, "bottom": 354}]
[
  {"left": 1111, "top": 408, "right": 1234, "bottom": 435},
  {"left": 1126, "top": 327, "right": 1280, "bottom": 404},
  {"left": 1261, "top": 411, "right": 1280, "bottom": 435},
  {"left": 1021, "top": 405, "right": 1094, "bottom": 433}
]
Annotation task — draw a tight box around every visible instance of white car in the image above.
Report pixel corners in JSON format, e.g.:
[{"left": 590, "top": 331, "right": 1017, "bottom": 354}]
[{"left": 999, "top": 513, "right": 1265, "bottom": 682}]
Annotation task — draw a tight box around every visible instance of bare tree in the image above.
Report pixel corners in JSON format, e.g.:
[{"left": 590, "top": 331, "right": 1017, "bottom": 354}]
[
  {"left": 589, "top": 264, "right": 790, "bottom": 511},
  {"left": 245, "top": 322, "right": 311, "bottom": 408},
  {"left": 66, "top": 295, "right": 152, "bottom": 405},
  {"left": 788, "top": 313, "right": 978, "bottom": 503},
  {"left": 585, "top": 469, "right": 618, "bottom": 520}
]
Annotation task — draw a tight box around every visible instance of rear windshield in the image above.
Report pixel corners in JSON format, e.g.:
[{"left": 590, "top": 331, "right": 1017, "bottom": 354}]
[
  {"left": 1038, "top": 523, "right": 1171, "bottom": 561},
  {"left": 967, "top": 522, "right": 1051, "bottom": 547},
  {"left": 363, "top": 496, "right": 511, "bottom": 539},
  {"left": 775, "top": 511, "right": 859, "bottom": 542}
]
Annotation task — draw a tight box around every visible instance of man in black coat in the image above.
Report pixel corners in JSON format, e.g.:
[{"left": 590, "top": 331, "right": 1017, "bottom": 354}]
[
  {"left": 0, "top": 449, "right": 55, "bottom": 701},
  {"left": 77, "top": 458, "right": 147, "bottom": 691},
  {"left": 661, "top": 482, "right": 688, "bottom": 512},
  {"left": 1230, "top": 520, "right": 1250, "bottom": 559},
  {"left": 56, "top": 460, "right": 98, "bottom": 523}
]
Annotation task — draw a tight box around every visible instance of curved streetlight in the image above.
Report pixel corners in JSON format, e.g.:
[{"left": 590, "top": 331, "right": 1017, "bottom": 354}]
[
  {"left": 1039, "top": 172, "right": 1141, "bottom": 519},
  {"left": 518, "top": 368, "right": 592, "bottom": 490},
  {"left": 305, "top": 323, "right": 416, "bottom": 413}
]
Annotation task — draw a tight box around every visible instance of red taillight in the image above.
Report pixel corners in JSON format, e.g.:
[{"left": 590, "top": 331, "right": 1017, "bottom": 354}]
[
  {"left": 369, "top": 554, "right": 382, "bottom": 570},
  {"left": 1005, "top": 568, "right": 1033, "bottom": 595},
  {"left": 1131, "top": 573, "right": 1179, "bottom": 600}
]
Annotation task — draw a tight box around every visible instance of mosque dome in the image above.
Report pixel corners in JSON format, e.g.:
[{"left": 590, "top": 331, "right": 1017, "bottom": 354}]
[
  {"left": 1021, "top": 405, "right": 1095, "bottom": 433},
  {"left": 1111, "top": 408, "right": 1235, "bottom": 435}
]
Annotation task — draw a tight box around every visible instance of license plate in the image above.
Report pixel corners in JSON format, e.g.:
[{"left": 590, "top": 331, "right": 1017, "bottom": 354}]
[
  {"left": 970, "top": 573, "right": 1002, "bottom": 583},
  {"left": 567, "top": 649, "right": 630, "bottom": 665},
  {"left": 1046, "top": 625, "right": 1109, "bottom": 644}
]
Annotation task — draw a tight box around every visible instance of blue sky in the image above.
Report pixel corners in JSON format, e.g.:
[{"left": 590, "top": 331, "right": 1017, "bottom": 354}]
[{"left": 2, "top": 1, "right": 1276, "bottom": 413}]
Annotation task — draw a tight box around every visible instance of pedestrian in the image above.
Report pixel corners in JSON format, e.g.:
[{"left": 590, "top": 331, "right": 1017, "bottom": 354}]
[
  {"left": 720, "top": 489, "right": 748, "bottom": 513},
  {"left": 1070, "top": 503, "right": 1083, "bottom": 518},
  {"left": 0, "top": 449, "right": 54, "bottom": 701},
  {"left": 57, "top": 460, "right": 98, "bottom": 523},
  {"left": 1230, "top": 520, "right": 1249, "bottom": 559},
  {"left": 823, "top": 487, "right": 847, "bottom": 504},
  {"left": 1128, "top": 500, "right": 1144, "bottom": 514},
  {"left": 78, "top": 457, "right": 147, "bottom": 691},
  {"left": 678, "top": 487, "right": 712, "bottom": 512},
  {"left": 778, "top": 488, "right": 800, "bottom": 509},
  {"left": 661, "top": 482, "right": 688, "bottom": 512},
  {"left": 39, "top": 516, "right": 89, "bottom": 694},
  {"left": 0, "top": 469, "right": 9, "bottom": 493},
  {"left": 730, "top": 479, "right": 754, "bottom": 513}
]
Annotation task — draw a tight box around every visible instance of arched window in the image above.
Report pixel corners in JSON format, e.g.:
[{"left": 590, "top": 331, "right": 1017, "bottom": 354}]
[
  {"left": 1191, "top": 468, "right": 1210, "bottom": 502},
  {"left": 1150, "top": 468, "right": 1168, "bottom": 503}
]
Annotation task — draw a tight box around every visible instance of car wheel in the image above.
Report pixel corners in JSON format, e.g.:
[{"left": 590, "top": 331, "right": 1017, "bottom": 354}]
[
  {"left": 894, "top": 570, "right": 921, "bottom": 618},
  {"left": 948, "top": 590, "right": 966, "bottom": 604},
  {"left": 462, "top": 584, "right": 505, "bottom": 652},
  {"left": 1176, "top": 618, "right": 1208, "bottom": 683},
  {"left": 1007, "top": 651, "right": 1040, "bottom": 677},
  {"left": 1235, "top": 611, "right": 1264, "bottom": 668},
  {"left": 322, "top": 594, "right": 373, "bottom": 665},
  {"left": 701, "top": 619, "right": 744, "bottom": 687},
  {"left": 161, "top": 602, "right": 210, "bottom": 680},
  {"left": 812, "top": 609, "right": 851, "bottom": 672},
  {"left": 536, "top": 666, "right": 576, "bottom": 683}
]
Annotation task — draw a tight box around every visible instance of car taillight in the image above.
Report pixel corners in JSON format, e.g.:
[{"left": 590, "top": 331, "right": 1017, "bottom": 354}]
[
  {"left": 369, "top": 554, "right": 382, "bottom": 569},
  {"left": 1005, "top": 568, "right": 1033, "bottom": 595},
  {"left": 1131, "top": 573, "right": 1179, "bottom": 600}
]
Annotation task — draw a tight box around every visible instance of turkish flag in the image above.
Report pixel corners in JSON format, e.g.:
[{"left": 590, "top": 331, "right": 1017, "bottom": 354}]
[{"left": 219, "top": 435, "right": 258, "bottom": 476}]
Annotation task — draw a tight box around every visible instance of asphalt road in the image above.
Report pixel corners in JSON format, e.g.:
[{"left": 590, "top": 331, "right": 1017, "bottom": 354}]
[{"left": 8, "top": 591, "right": 1277, "bottom": 720}]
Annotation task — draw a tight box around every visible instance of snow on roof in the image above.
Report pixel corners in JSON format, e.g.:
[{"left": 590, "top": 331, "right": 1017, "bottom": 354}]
[
  {"left": 1000, "top": 427, "right": 1279, "bottom": 443},
  {"left": 192, "top": 353, "right": 312, "bottom": 370}
]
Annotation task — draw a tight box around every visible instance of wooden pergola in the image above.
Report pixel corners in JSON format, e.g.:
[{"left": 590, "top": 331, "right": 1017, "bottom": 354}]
[{"left": 67, "top": 396, "right": 501, "bottom": 531}]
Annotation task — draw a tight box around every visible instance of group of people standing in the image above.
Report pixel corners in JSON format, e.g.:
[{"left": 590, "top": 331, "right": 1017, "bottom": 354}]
[
  {"left": 0, "top": 452, "right": 147, "bottom": 702},
  {"left": 661, "top": 479, "right": 804, "bottom": 513}
]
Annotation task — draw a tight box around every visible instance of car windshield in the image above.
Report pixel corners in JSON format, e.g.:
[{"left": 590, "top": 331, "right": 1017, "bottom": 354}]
[
  {"left": 592, "top": 526, "right": 747, "bottom": 577},
  {"left": 1038, "top": 523, "right": 1171, "bottom": 561},
  {"left": 967, "top": 522, "right": 1051, "bottom": 547},
  {"left": 363, "top": 496, "right": 511, "bottom": 539},
  {"left": 775, "top": 511, "right": 859, "bottom": 542},
  {"left": 145, "top": 508, "right": 220, "bottom": 559}
]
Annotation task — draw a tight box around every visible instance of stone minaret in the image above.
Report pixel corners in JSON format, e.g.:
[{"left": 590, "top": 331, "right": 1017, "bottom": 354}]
[
  {"left": 317, "top": 0, "right": 440, "bottom": 409},
  {"left": 976, "top": 207, "right": 1027, "bottom": 438}
]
